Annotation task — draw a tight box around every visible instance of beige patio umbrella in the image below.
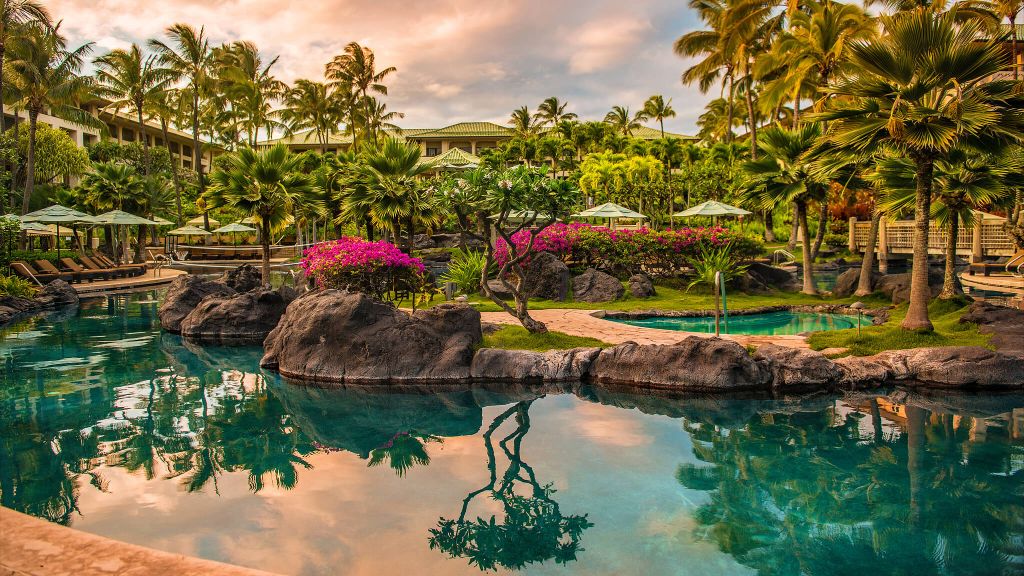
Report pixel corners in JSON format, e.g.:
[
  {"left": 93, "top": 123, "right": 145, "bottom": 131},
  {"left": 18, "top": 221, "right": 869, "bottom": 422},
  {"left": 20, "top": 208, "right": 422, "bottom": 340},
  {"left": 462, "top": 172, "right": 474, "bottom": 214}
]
[
  {"left": 572, "top": 202, "right": 646, "bottom": 230},
  {"left": 21, "top": 204, "right": 98, "bottom": 259},
  {"left": 94, "top": 210, "right": 159, "bottom": 264},
  {"left": 212, "top": 222, "right": 257, "bottom": 246}
]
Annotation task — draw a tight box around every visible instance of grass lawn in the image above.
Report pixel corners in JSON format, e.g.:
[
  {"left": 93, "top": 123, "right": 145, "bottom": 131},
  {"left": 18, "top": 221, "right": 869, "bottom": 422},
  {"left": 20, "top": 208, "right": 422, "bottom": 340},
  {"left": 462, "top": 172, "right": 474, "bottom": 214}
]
[
  {"left": 432, "top": 281, "right": 891, "bottom": 313},
  {"left": 807, "top": 297, "right": 990, "bottom": 357},
  {"left": 482, "top": 325, "right": 611, "bottom": 351}
]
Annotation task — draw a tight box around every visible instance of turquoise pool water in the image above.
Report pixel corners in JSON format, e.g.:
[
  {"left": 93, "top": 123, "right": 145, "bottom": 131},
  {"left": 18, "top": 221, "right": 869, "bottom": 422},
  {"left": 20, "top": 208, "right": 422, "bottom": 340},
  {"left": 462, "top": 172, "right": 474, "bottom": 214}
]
[
  {"left": 609, "top": 310, "right": 861, "bottom": 336},
  {"left": 1, "top": 292, "right": 1022, "bottom": 575}
]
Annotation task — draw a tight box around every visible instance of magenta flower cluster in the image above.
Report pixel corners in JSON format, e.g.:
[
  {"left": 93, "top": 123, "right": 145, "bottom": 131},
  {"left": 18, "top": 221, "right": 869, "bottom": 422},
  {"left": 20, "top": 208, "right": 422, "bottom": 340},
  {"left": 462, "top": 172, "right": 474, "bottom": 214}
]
[{"left": 301, "top": 237, "right": 425, "bottom": 294}]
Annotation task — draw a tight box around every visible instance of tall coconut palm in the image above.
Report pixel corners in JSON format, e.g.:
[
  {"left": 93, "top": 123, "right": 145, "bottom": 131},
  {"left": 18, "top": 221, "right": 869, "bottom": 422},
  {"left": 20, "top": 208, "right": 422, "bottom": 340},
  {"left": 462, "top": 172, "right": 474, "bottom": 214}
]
[
  {"left": 326, "top": 42, "right": 396, "bottom": 147},
  {"left": 641, "top": 95, "right": 677, "bottom": 138},
  {"left": 206, "top": 144, "right": 319, "bottom": 283},
  {"left": 982, "top": 0, "right": 1022, "bottom": 79},
  {"left": 508, "top": 106, "right": 540, "bottom": 137},
  {"left": 93, "top": 44, "right": 175, "bottom": 176},
  {"left": 80, "top": 162, "right": 145, "bottom": 261},
  {"left": 5, "top": 24, "right": 98, "bottom": 216},
  {"left": 214, "top": 41, "right": 286, "bottom": 146},
  {"left": 743, "top": 124, "right": 829, "bottom": 294},
  {"left": 818, "top": 10, "right": 1024, "bottom": 329},
  {"left": 675, "top": 0, "right": 737, "bottom": 141},
  {"left": 145, "top": 88, "right": 187, "bottom": 222},
  {"left": 604, "top": 106, "right": 643, "bottom": 136},
  {"left": 362, "top": 96, "right": 404, "bottom": 139},
  {"left": 697, "top": 97, "right": 745, "bottom": 142},
  {"left": 0, "top": 0, "right": 50, "bottom": 132},
  {"left": 534, "top": 97, "right": 577, "bottom": 129},
  {"left": 149, "top": 24, "right": 213, "bottom": 201},
  {"left": 278, "top": 79, "right": 341, "bottom": 154}
]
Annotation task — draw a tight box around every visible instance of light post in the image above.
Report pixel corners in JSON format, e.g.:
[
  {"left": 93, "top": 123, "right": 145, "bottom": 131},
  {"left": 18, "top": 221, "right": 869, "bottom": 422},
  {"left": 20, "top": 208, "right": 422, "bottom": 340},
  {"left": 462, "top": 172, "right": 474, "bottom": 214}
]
[{"left": 851, "top": 301, "right": 866, "bottom": 336}]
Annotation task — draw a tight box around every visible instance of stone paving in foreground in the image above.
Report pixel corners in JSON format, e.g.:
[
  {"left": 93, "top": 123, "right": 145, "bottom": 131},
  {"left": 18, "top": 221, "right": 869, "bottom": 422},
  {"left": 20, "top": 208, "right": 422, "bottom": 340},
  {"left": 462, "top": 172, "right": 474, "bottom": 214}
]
[{"left": 479, "top": 308, "right": 811, "bottom": 349}]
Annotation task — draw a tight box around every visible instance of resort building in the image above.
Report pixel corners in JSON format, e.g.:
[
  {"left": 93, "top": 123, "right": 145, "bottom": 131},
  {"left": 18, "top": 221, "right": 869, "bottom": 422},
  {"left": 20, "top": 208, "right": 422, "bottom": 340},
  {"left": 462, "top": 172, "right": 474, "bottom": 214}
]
[{"left": 258, "top": 121, "right": 696, "bottom": 155}]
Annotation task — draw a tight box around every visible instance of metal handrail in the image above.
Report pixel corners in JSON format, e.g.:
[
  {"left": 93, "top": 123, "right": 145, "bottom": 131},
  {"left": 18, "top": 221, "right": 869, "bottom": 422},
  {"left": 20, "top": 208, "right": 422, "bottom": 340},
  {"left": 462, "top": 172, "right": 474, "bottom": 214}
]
[
  {"left": 772, "top": 249, "right": 795, "bottom": 266},
  {"left": 1006, "top": 252, "right": 1024, "bottom": 275}
]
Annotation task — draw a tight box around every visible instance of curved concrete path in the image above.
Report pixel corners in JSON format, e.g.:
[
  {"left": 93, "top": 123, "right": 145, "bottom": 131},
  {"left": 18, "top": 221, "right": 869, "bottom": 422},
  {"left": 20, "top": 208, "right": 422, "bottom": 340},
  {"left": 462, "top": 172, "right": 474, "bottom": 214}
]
[
  {"left": 480, "top": 308, "right": 810, "bottom": 349},
  {"left": 0, "top": 507, "right": 281, "bottom": 576}
]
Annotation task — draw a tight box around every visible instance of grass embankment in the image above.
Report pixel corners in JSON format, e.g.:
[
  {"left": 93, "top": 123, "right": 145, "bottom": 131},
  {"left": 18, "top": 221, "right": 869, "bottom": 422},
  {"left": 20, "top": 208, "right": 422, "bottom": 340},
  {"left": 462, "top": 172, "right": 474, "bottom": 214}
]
[
  {"left": 482, "top": 326, "right": 610, "bottom": 351},
  {"left": 434, "top": 281, "right": 891, "bottom": 313},
  {"left": 808, "top": 297, "right": 990, "bottom": 357}
]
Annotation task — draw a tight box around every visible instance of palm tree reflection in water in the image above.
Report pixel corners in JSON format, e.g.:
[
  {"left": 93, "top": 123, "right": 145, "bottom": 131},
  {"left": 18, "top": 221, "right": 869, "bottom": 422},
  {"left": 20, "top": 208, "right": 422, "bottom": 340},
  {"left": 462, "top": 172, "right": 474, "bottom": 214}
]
[{"left": 429, "top": 399, "right": 593, "bottom": 572}]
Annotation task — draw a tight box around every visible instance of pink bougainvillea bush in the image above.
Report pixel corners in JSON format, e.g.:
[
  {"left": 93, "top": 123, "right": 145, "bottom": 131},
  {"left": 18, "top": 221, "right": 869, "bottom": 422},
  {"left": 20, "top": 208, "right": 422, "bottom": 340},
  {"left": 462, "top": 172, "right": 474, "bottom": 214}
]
[
  {"left": 495, "top": 223, "right": 763, "bottom": 277},
  {"left": 302, "top": 237, "right": 426, "bottom": 301}
]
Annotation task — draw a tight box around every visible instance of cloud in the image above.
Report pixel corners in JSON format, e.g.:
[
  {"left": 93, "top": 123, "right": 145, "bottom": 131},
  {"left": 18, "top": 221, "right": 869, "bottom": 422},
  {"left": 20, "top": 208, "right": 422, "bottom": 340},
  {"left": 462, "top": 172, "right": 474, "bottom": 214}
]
[{"left": 47, "top": 0, "right": 713, "bottom": 134}]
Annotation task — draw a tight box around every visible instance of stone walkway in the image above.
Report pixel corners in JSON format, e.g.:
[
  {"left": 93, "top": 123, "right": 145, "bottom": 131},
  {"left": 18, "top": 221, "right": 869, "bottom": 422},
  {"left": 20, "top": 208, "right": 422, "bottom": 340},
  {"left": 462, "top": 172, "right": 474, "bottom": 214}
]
[{"left": 480, "top": 308, "right": 810, "bottom": 349}]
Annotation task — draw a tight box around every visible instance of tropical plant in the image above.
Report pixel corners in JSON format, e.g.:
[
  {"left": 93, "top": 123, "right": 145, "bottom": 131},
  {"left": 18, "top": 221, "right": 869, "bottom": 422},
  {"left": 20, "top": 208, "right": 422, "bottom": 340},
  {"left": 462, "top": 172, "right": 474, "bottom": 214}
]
[
  {"left": 278, "top": 79, "right": 342, "bottom": 153},
  {"left": 300, "top": 236, "right": 425, "bottom": 301},
  {"left": 535, "top": 96, "right": 577, "bottom": 128},
  {"left": 686, "top": 242, "right": 750, "bottom": 291},
  {"left": 641, "top": 95, "right": 677, "bottom": 138},
  {"left": 214, "top": 40, "right": 287, "bottom": 146},
  {"left": 0, "top": 274, "right": 35, "bottom": 298},
  {"left": 15, "top": 123, "right": 89, "bottom": 184},
  {"left": 206, "top": 144, "right": 320, "bottom": 283},
  {"left": 441, "top": 248, "right": 493, "bottom": 294},
  {"left": 817, "top": 9, "right": 1024, "bottom": 329},
  {"left": 0, "top": 0, "right": 51, "bottom": 133},
  {"left": 508, "top": 105, "right": 541, "bottom": 137},
  {"left": 603, "top": 105, "right": 644, "bottom": 136},
  {"left": 325, "top": 42, "right": 396, "bottom": 147}
]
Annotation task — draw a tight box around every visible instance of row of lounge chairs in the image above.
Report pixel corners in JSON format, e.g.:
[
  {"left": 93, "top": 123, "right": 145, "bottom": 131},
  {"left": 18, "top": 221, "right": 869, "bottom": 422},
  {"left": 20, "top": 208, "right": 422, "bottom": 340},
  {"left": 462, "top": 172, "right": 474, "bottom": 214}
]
[
  {"left": 10, "top": 255, "right": 147, "bottom": 285},
  {"left": 184, "top": 247, "right": 264, "bottom": 260}
]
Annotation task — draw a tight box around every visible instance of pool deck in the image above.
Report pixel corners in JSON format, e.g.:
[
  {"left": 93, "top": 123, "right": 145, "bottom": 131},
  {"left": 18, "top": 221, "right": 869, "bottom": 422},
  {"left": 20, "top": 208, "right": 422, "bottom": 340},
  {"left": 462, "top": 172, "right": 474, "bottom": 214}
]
[
  {"left": 959, "top": 272, "right": 1024, "bottom": 295},
  {"left": 73, "top": 268, "right": 186, "bottom": 297},
  {"left": 480, "top": 308, "right": 811, "bottom": 349},
  {"left": 0, "top": 507, "right": 281, "bottom": 576}
]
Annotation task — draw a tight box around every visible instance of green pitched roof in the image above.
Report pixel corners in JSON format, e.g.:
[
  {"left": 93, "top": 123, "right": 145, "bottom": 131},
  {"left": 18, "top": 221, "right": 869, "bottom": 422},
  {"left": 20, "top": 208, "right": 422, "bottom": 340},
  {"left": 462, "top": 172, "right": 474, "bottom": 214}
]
[
  {"left": 418, "top": 147, "right": 481, "bottom": 169},
  {"left": 412, "top": 122, "right": 512, "bottom": 139}
]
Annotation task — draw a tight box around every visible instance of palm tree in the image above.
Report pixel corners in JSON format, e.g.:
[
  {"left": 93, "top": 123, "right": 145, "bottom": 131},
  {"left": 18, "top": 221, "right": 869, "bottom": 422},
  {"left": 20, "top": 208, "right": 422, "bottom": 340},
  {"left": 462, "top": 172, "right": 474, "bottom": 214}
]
[
  {"left": 149, "top": 24, "right": 213, "bottom": 203},
  {"left": 214, "top": 41, "right": 286, "bottom": 146},
  {"left": 80, "top": 162, "right": 145, "bottom": 261},
  {"left": 362, "top": 96, "right": 404, "bottom": 138},
  {"left": 743, "top": 124, "right": 829, "bottom": 294},
  {"left": 0, "top": 0, "right": 50, "bottom": 132},
  {"left": 508, "top": 106, "right": 540, "bottom": 137},
  {"left": 817, "top": 10, "right": 1024, "bottom": 330},
  {"left": 697, "top": 97, "right": 744, "bottom": 142},
  {"left": 278, "top": 80, "right": 341, "bottom": 153},
  {"left": 206, "top": 145, "right": 319, "bottom": 283},
  {"left": 604, "top": 105, "right": 643, "bottom": 136},
  {"left": 326, "top": 42, "right": 396, "bottom": 147},
  {"left": 534, "top": 97, "right": 577, "bottom": 129},
  {"left": 675, "top": 0, "right": 736, "bottom": 141},
  {"left": 93, "top": 44, "right": 175, "bottom": 176},
  {"left": 641, "top": 95, "right": 677, "bottom": 138},
  {"left": 983, "top": 0, "right": 1022, "bottom": 79},
  {"left": 145, "top": 88, "right": 186, "bottom": 223},
  {"left": 5, "top": 24, "right": 98, "bottom": 216}
]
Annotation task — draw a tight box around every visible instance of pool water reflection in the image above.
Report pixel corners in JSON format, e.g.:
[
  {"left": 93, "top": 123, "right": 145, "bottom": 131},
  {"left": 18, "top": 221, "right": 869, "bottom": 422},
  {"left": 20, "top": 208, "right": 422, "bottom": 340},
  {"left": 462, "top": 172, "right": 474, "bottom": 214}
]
[
  {"left": 609, "top": 311, "right": 861, "bottom": 336},
  {"left": 1, "top": 292, "right": 1022, "bottom": 575}
]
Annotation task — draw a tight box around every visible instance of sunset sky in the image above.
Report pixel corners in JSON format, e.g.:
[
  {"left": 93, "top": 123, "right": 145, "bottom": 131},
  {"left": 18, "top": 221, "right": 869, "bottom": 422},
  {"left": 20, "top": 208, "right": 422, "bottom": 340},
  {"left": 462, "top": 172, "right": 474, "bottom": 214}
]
[{"left": 48, "top": 0, "right": 710, "bottom": 135}]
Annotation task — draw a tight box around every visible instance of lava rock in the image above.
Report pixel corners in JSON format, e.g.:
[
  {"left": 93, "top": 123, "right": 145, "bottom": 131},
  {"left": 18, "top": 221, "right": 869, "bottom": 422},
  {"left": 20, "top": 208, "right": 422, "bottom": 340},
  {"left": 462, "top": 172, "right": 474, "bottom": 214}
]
[
  {"left": 180, "top": 288, "right": 296, "bottom": 345},
  {"left": 874, "top": 269, "right": 944, "bottom": 304},
  {"left": 754, "top": 344, "right": 842, "bottom": 389},
  {"left": 588, "top": 337, "right": 769, "bottom": 391},
  {"left": 833, "top": 267, "right": 882, "bottom": 297},
  {"left": 959, "top": 301, "right": 1024, "bottom": 358},
  {"left": 747, "top": 263, "right": 800, "bottom": 291},
  {"left": 158, "top": 275, "right": 236, "bottom": 333},
  {"left": 525, "top": 252, "right": 570, "bottom": 301},
  {"left": 628, "top": 273, "right": 656, "bottom": 298},
  {"left": 0, "top": 280, "right": 79, "bottom": 326},
  {"left": 838, "top": 346, "right": 1024, "bottom": 389},
  {"left": 260, "top": 290, "right": 482, "bottom": 383},
  {"left": 572, "top": 268, "right": 625, "bottom": 303},
  {"left": 471, "top": 347, "right": 601, "bottom": 382},
  {"left": 485, "top": 280, "right": 514, "bottom": 300},
  {"left": 413, "top": 234, "right": 436, "bottom": 250},
  {"left": 220, "top": 263, "right": 263, "bottom": 292}
]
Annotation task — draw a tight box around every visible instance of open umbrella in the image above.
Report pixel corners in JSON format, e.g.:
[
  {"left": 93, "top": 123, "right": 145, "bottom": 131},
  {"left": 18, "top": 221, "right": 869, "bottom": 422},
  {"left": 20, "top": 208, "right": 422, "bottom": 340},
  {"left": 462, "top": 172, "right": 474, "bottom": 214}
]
[
  {"left": 212, "top": 222, "right": 257, "bottom": 246},
  {"left": 187, "top": 215, "right": 220, "bottom": 228},
  {"left": 167, "top": 225, "right": 212, "bottom": 236},
  {"left": 491, "top": 209, "right": 554, "bottom": 223},
  {"left": 673, "top": 200, "right": 751, "bottom": 226},
  {"left": 21, "top": 204, "right": 97, "bottom": 259},
  {"left": 94, "top": 210, "right": 159, "bottom": 264},
  {"left": 572, "top": 202, "right": 646, "bottom": 230},
  {"left": 150, "top": 215, "right": 175, "bottom": 226}
]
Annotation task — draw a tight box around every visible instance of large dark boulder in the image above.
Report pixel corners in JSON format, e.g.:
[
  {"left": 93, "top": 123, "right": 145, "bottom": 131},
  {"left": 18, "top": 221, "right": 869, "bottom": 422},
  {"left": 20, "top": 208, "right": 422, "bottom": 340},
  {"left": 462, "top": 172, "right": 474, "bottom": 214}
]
[
  {"left": 837, "top": 346, "right": 1024, "bottom": 389},
  {"left": 471, "top": 347, "right": 601, "bottom": 382},
  {"left": 875, "top": 269, "right": 944, "bottom": 304},
  {"left": 179, "top": 288, "right": 296, "bottom": 345},
  {"left": 0, "top": 296, "right": 36, "bottom": 325},
  {"left": 261, "top": 290, "right": 482, "bottom": 383},
  {"left": 746, "top": 263, "right": 799, "bottom": 292},
  {"left": 525, "top": 251, "right": 570, "bottom": 301},
  {"left": 960, "top": 301, "right": 1024, "bottom": 358},
  {"left": 572, "top": 268, "right": 624, "bottom": 303},
  {"left": 0, "top": 280, "right": 79, "bottom": 326},
  {"left": 220, "top": 263, "right": 262, "bottom": 292},
  {"left": 485, "top": 280, "right": 514, "bottom": 300},
  {"left": 588, "top": 337, "right": 770, "bottom": 391},
  {"left": 833, "top": 267, "right": 882, "bottom": 297},
  {"left": 754, "top": 344, "right": 842, "bottom": 389},
  {"left": 628, "top": 273, "right": 656, "bottom": 298},
  {"left": 158, "top": 275, "right": 236, "bottom": 333}
]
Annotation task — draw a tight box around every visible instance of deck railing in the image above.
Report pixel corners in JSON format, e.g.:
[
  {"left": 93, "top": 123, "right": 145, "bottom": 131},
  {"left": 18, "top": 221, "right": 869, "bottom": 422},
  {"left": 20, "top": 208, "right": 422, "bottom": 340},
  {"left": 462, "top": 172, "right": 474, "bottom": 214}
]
[{"left": 849, "top": 218, "right": 1015, "bottom": 259}]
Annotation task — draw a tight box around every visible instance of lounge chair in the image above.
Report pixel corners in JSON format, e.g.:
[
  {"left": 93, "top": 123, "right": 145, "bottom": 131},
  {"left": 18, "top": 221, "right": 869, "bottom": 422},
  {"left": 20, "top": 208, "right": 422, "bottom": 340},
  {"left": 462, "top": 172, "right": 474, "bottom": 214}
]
[
  {"left": 60, "top": 258, "right": 109, "bottom": 281},
  {"left": 10, "top": 261, "right": 58, "bottom": 285},
  {"left": 34, "top": 260, "right": 82, "bottom": 283},
  {"left": 79, "top": 256, "right": 127, "bottom": 278},
  {"left": 94, "top": 254, "right": 146, "bottom": 276},
  {"left": 969, "top": 251, "right": 1024, "bottom": 277}
]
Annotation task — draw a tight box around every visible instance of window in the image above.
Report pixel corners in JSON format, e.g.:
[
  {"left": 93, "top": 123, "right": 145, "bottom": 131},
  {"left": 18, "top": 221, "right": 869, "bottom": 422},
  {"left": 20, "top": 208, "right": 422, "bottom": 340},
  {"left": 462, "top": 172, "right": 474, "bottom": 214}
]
[
  {"left": 170, "top": 142, "right": 179, "bottom": 154},
  {"left": 121, "top": 128, "right": 135, "bottom": 142},
  {"left": 106, "top": 124, "right": 118, "bottom": 138},
  {"left": 426, "top": 147, "right": 440, "bottom": 157},
  {"left": 183, "top": 145, "right": 192, "bottom": 157},
  {"left": 183, "top": 160, "right": 192, "bottom": 169}
]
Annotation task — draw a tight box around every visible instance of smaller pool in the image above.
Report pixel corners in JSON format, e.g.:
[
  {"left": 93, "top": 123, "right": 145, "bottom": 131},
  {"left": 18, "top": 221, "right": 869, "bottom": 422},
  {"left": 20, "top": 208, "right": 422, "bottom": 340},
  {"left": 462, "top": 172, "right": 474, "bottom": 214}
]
[{"left": 609, "top": 311, "right": 861, "bottom": 336}]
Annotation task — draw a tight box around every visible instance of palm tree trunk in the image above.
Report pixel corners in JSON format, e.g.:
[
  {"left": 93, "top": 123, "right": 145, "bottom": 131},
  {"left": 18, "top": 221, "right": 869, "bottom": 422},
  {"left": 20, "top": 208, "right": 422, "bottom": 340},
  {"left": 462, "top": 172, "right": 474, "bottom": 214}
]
[
  {"left": 192, "top": 91, "right": 204, "bottom": 196},
  {"left": 1011, "top": 15, "right": 1019, "bottom": 81},
  {"left": 9, "top": 110, "right": 20, "bottom": 214},
  {"left": 160, "top": 120, "right": 183, "bottom": 224},
  {"left": 903, "top": 156, "right": 935, "bottom": 331},
  {"left": 787, "top": 202, "right": 799, "bottom": 250},
  {"left": 792, "top": 93, "right": 800, "bottom": 127},
  {"left": 659, "top": 118, "right": 665, "bottom": 139},
  {"left": 809, "top": 200, "right": 828, "bottom": 261},
  {"left": 855, "top": 211, "right": 882, "bottom": 296},
  {"left": 725, "top": 74, "right": 735, "bottom": 143},
  {"left": 137, "top": 105, "right": 150, "bottom": 176},
  {"left": 135, "top": 224, "right": 145, "bottom": 263},
  {"left": 906, "top": 405, "right": 926, "bottom": 527},
  {"left": 940, "top": 212, "right": 960, "bottom": 299},
  {"left": 798, "top": 202, "right": 816, "bottom": 295},
  {"left": 260, "top": 220, "right": 271, "bottom": 286},
  {"left": 0, "top": 43, "right": 5, "bottom": 133},
  {"left": 745, "top": 76, "right": 758, "bottom": 161},
  {"left": 21, "top": 109, "right": 39, "bottom": 216}
]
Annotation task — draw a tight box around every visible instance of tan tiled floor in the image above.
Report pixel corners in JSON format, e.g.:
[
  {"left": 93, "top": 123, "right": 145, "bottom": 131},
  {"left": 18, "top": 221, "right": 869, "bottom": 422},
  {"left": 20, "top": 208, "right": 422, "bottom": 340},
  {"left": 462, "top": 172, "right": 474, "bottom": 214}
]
[{"left": 480, "top": 308, "right": 810, "bottom": 349}]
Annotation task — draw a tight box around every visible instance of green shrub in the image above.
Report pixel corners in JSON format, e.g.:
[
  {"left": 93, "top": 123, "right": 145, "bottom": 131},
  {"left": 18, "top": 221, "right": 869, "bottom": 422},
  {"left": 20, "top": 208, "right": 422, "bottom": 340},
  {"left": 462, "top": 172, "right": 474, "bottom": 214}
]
[
  {"left": 0, "top": 275, "right": 36, "bottom": 298},
  {"left": 687, "top": 243, "right": 749, "bottom": 291},
  {"left": 823, "top": 232, "right": 848, "bottom": 250},
  {"left": 442, "top": 249, "right": 492, "bottom": 294}
]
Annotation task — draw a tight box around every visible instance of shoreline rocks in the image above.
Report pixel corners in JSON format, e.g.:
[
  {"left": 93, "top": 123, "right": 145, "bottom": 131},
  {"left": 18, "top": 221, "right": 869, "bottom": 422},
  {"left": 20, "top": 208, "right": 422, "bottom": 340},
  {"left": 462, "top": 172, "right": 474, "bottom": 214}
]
[
  {"left": 0, "top": 280, "right": 80, "bottom": 326},
  {"left": 179, "top": 287, "right": 296, "bottom": 345},
  {"left": 159, "top": 275, "right": 236, "bottom": 333}
]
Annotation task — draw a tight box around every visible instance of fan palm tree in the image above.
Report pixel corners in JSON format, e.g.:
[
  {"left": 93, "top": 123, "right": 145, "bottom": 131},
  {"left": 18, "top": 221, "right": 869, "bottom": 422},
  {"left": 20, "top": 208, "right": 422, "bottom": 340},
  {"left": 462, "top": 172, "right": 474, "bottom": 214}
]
[
  {"left": 278, "top": 79, "right": 341, "bottom": 154},
  {"left": 817, "top": 10, "right": 1024, "bottom": 329},
  {"left": 0, "top": 0, "right": 50, "bottom": 132},
  {"left": 93, "top": 44, "right": 175, "bottom": 176},
  {"left": 508, "top": 106, "right": 540, "bottom": 137},
  {"left": 743, "top": 124, "right": 829, "bottom": 294},
  {"left": 604, "top": 105, "right": 643, "bottom": 136},
  {"left": 80, "top": 162, "right": 145, "bottom": 261},
  {"left": 676, "top": 0, "right": 737, "bottom": 141},
  {"left": 641, "top": 95, "right": 677, "bottom": 138},
  {"left": 534, "top": 97, "right": 577, "bottom": 129},
  {"left": 149, "top": 24, "right": 213, "bottom": 196},
  {"left": 206, "top": 144, "right": 319, "bottom": 283},
  {"left": 5, "top": 24, "right": 99, "bottom": 216}
]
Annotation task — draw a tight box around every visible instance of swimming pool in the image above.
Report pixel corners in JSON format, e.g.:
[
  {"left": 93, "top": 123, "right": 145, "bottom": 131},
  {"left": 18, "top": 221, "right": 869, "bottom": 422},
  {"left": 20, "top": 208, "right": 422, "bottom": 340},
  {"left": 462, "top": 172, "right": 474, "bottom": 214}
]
[
  {"left": 1, "top": 292, "right": 1021, "bottom": 575},
  {"left": 608, "top": 310, "right": 862, "bottom": 336}
]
